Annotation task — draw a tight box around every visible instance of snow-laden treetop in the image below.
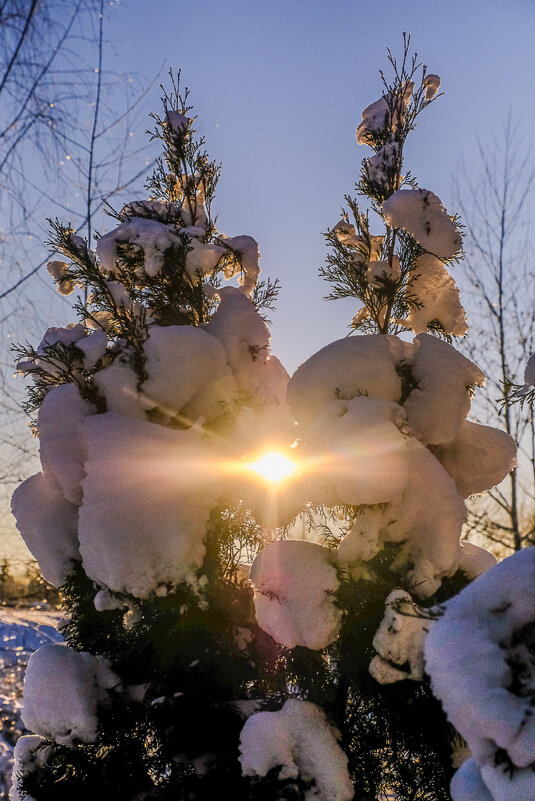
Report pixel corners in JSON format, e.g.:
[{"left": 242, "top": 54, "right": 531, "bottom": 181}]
[{"left": 322, "top": 45, "right": 465, "bottom": 340}]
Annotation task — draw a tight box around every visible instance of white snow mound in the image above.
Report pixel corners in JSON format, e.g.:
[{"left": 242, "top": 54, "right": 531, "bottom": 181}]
[
  {"left": 141, "top": 325, "right": 236, "bottom": 423},
  {"left": 337, "top": 437, "right": 466, "bottom": 598},
  {"left": 382, "top": 189, "right": 461, "bottom": 259},
  {"left": 11, "top": 472, "right": 79, "bottom": 587},
  {"left": 239, "top": 698, "right": 353, "bottom": 801},
  {"left": 305, "top": 397, "right": 408, "bottom": 508},
  {"left": 22, "top": 644, "right": 119, "bottom": 747},
  {"left": 370, "top": 589, "right": 432, "bottom": 683},
  {"left": 404, "top": 334, "right": 485, "bottom": 446},
  {"left": 96, "top": 217, "right": 182, "bottom": 277},
  {"left": 406, "top": 254, "right": 467, "bottom": 336},
  {"left": 79, "top": 413, "right": 221, "bottom": 597},
  {"left": 250, "top": 540, "right": 341, "bottom": 650},
  {"left": 287, "top": 335, "right": 402, "bottom": 425},
  {"left": 38, "top": 384, "right": 96, "bottom": 505},
  {"left": 425, "top": 547, "right": 535, "bottom": 789},
  {"left": 431, "top": 420, "right": 516, "bottom": 498}
]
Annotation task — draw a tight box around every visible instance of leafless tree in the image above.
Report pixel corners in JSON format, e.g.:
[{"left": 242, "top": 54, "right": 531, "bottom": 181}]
[
  {"left": 0, "top": 0, "right": 158, "bottom": 559},
  {"left": 454, "top": 115, "right": 535, "bottom": 554}
]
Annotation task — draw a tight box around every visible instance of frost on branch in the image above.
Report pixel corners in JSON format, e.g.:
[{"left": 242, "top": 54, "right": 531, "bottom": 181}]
[
  {"left": 382, "top": 188, "right": 462, "bottom": 259},
  {"left": 250, "top": 540, "right": 341, "bottom": 650},
  {"left": 425, "top": 547, "right": 535, "bottom": 801},
  {"left": 22, "top": 644, "right": 119, "bottom": 747},
  {"left": 239, "top": 699, "right": 353, "bottom": 801}
]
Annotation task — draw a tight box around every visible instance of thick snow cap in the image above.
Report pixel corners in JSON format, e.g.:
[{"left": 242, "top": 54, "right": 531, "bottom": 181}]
[
  {"left": 450, "top": 758, "right": 493, "bottom": 801},
  {"left": 95, "top": 354, "right": 147, "bottom": 420},
  {"left": 11, "top": 472, "right": 79, "bottom": 587},
  {"left": 382, "top": 188, "right": 461, "bottom": 259},
  {"left": 38, "top": 383, "right": 96, "bottom": 505},
  {"left": 250, "top": 540, "right": 341, "bottom": 650},
  {"left": 305, "top": 397, "right": 408, "bottom": 508},
  {"left": 287, "top": 334, "right": 402, "bottom": 426},
  {"left": 458, "top": 541, "right": 497, "bottom": 580},
  {"left": 10, "top": 735, "right": 51, "bottom": 801},
  {"left": 206, "top": 287, "right": 275, "bottom": 400},
  {"left": 404, "top": 334, "right": 485, "bottom": 446},
  {"left": 431, "top": 420, "right": 516, "bottom": 498},
  {"left": 239, "top": 699, "right": 353, "bottom": 801},
  {"left": 406, "top": 253, "right": 467, "bottom": 336},
  {"left": 96, "top": 217, "right": 182, "bottom": 277},
  {"left": 369, "top": 589, "right": 432, "bottom": 684},
  {"left": 141, "top": 324, "right": 236, "bottom": 423},
  {"left": 337, "top": 437, "right": 466, "bottom": 598},
  {"left": 79, "top": 413, "right": 221, "bottom": 598},
  {"left": 22, "top": 644, "right": 119, "bottom": 747},
  {"left": 425, "top": 547, "right": 535, "bottom": 786}
]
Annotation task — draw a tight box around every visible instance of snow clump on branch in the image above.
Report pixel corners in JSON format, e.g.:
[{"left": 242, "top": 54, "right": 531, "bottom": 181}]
[
  {"left": 382, "top": 188, "right": 462, "bottom": 259},
  {"left": 425, "top": 547, "right": 535, "bottom": 801},
  {"left": 285, "top": 331, "right": 512, "bottom": 598},
  {"left": 239, "top": 699, "right": 354, "bottom": 801},
  {"left": 249, "top": 540, "right": 342, "bottom": 650},
  {"left": 356, "top": 82, "right": 414, "bottom": 145},
  {"left": 22, "top": 644, "right": 120, "bottom": 747},
  {"left": 369, "top": 589, "right": 431, "bottom": 683},
  {"left": 405, "top": 253, "right": 467, "bottom": 336}
]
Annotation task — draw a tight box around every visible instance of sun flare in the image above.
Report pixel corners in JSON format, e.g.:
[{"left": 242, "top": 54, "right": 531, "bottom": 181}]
[{"left": 248, "top": 451, "right": 297, "bottom": 483}]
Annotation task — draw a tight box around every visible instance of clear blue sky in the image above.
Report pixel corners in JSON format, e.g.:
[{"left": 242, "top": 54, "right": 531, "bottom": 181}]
[{"left": 93, "top": 0, "right": 535, "bottom": 372}]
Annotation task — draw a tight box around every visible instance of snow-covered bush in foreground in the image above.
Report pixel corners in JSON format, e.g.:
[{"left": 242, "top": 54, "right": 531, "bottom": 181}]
[
  {"left": 426, "top": 547, "right": 535, "bottom": 801},
  {"left": 9, "top": 47, "right": 521, "bottom": 801}
]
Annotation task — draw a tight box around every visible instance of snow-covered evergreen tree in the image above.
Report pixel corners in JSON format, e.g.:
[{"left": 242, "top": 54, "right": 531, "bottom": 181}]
[{"left": 10, "top": 47, "right": 521, "bottom": 801}]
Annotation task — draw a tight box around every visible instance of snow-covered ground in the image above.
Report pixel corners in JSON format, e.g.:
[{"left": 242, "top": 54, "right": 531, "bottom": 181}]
[{"left": 0, "top": 606, "right": 62, "bottom": 799}]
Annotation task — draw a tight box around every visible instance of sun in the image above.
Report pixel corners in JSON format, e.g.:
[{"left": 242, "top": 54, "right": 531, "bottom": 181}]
[{"left": 248, "top": 451, "right": 297, "bottom": 483}]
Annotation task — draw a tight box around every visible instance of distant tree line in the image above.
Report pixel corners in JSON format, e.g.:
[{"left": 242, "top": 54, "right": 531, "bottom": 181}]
[{"left": 0, "top": 559, "right": 60, "bottom": 606}]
